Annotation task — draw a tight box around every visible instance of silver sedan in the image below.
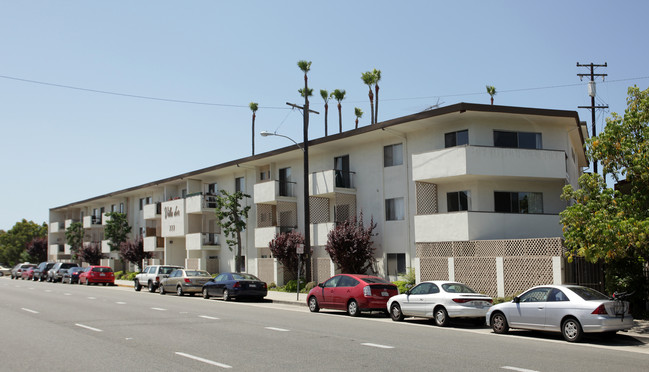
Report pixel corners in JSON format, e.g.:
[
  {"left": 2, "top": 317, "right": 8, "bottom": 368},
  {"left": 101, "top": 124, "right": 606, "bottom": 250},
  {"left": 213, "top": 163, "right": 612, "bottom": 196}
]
[
  {"left": 486, "top": 285, "right": 633, "bottom": 342},
  {"left": 158, "top": 269, "right": 212, "bottom": 296}
]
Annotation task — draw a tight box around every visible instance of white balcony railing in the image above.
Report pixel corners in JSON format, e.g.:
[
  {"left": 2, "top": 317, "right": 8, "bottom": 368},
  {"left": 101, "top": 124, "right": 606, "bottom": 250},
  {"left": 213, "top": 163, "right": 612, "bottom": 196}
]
[
  {"left": 254, "top": 180, "right": 297, "bottom": 204},
  {"left": 186, "top": 232, "right": 221, "bottom": 250},
  {"left": 83, "top": 215, "right": 103, "bottom": 229},
  {"left": 143, "top": 203, "right": 161, "bottom": 220},
  {"left": 101, "top": 240, "right": 111, "bottom": 253},
  {"left": 50, "top": 222, "right": 63, "bottom": 234},
  {"left": 185, "top": 194, "right": 219, "bottom": 214},
  {"left": 144, "top": 236, "right": 164, "bottom": 252},
  {"left": 309, "top": 169, "right": 355, "bottom": 197}
]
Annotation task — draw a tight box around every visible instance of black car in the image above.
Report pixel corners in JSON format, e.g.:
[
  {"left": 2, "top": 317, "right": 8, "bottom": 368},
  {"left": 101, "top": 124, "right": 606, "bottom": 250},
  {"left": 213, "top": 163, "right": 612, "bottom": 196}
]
[
  {"left": 61, "top": 267, "right": 84, "bottom": 284},
  {"left": 33, "top": 262, "right": 55, "bottom": 282},
  {"left": 202, "top": 272, "right": 267, "bottom": 301},
  {"left": 47, "top": 262, "right": 80, "bottom": 282}
]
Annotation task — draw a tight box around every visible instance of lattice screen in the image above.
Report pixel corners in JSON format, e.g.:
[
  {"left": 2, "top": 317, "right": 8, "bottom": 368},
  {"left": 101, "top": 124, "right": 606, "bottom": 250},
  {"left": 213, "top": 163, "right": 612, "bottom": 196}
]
[
  {"left": 419, "top": 258, "right": 449, "bottom": 281},
  {"left": 417, "top": 242, "right": 453, "bottom": 257},
  {"left": 310, "top": 197, "right": 330, "bottom": 224},
  {"left": 503, "top": 257, "right": 554, "bottom": 295},
  {"left": 277, "top": 201, "right": 297, "bottom": 228},
  {"left": 455, "top": 257, "right": 498, "bottom": 296},
  {"left": 416, "top": 182, "right": 438, "bottom": 215},
  {"left": 313, "top": 257, "right": 332, "bottom": 284},
  {"left": 334, "top": 193, "right": 357, "bottom": 222},
  {"left": 257, "top": 258, "right": 275, "bottom": 285},
  {"left": 256, "top": 204, "right": 275, "bottom": 228}
]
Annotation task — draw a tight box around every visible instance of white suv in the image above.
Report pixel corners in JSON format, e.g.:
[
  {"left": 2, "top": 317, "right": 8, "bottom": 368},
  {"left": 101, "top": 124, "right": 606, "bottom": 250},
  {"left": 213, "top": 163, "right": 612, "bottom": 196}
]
[{"left": 134, "top": 265, "right": 183, "bottom": 292}]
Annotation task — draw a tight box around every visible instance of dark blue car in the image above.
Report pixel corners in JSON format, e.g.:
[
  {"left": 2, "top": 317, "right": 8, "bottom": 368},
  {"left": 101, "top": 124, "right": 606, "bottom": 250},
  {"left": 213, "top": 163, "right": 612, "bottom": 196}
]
[
  {"left": 202, "top": 272, "right": 267, "bottom": 301},
  {"left": 61, "top": 266, "right": 84, "bottom": 284}
]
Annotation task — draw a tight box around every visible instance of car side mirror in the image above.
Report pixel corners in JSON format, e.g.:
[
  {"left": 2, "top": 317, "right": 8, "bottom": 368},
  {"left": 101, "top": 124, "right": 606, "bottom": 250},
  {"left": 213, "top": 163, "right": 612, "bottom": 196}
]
[
  {"left": 513, "top": 296, "right": 520, "bottom": 303},
  {"left": 405, "top": 289, "right": 411, "bottom": 295},
  {"left": 318, "top": 283, "right": 324, "bottom": 288}
]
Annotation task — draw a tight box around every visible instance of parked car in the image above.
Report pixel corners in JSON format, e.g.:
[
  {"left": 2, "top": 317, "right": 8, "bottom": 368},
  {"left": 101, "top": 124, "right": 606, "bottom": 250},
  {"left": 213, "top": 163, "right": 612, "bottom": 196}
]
[
  {"left": 61, "top": 267, "right": 84, "bottom": 284},
  {"left": 78, "top": 266, "right": 115, "bottom": 286},
  {"left": 134, "top": 265, "right": 183, "bottom": 292},
  {"left": 21, "top": 267, "right": 36, "bottom": 280},
  {"left": 307, "top": 274, "right": 399, "bottom": 317},
  {"left": 47, "top": 262, "right": 80, "bottom": 282},
  {"left": 0, "top": 265, "right": 12, "bottom": 276},
  {"left": 202, "top": 272, "right": 267, "bottom": 301},
  {"left": 387, "top": 281, "right": 493, "bottom": 326},
  {"left": 158, "top": 269, "right": 212, "bottom": 296},
  {"left": 33, "top": 262, "right": 55, "bottom": 282},
  {"left": 11, "top": 263, "right": 35, "bottom": 279},
  {"left": 486, "top": 285, "right": 634, "bottom": 342}
]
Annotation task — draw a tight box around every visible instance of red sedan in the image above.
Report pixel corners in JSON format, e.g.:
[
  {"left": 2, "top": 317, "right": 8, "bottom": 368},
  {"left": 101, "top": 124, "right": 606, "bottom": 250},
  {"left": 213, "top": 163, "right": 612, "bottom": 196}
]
[
  {"left": 307, "top": 274, "right": 399, "bottom": 317},
  {"left": 21, "top": 267, "right": 36, "bottom": 280},
  {"left": 79, "top": 266, "right": 115, "bottom": 286}
]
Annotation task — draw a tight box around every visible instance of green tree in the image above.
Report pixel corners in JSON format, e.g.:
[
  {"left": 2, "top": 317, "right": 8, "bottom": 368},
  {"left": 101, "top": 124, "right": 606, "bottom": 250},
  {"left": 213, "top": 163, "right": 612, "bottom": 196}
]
[
  {"left": 65, "top": 221, "right": 85, "bottom": 261},
  {"left": 325, "top": 212, "right": 377, "bottom": 274},
  {"left": 320, "top": 89, "right": 330, "bottom": 136},
  {"left": 331, "top": 89, "right": 346, "bottom": 133},
  {"left": 104, "top": 212, "right": 132, "bottom": 252},
  {"left": 298, "top": 87, "right": 313, "bottom": 98},
  {"left": 354, "top": 107, "right": 363, "bottom": 129},
  {"left": 486, "top": 85, "right": 497, "bottom": 105},
  {"left": 268, "top": 230, "right": 310, "bottom": 280},
  {"left": 214, "top": 190, "right": 251, "bottom": 273},
  {"left": 361, "top": 71, "right": 377, "bottom": 125},
  {"left": 250, "top": 102, "right": 259, "bottom": 156},
  {"left": 0, "top": 219, "right": 47, "bottom": 265},
  {"left": 560, "top": 86, "right": 649, "bottom": 310}
]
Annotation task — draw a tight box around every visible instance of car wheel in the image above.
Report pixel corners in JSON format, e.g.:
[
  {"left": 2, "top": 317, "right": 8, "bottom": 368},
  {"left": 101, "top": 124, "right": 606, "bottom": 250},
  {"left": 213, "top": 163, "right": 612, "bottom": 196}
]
[
  {"left": 134, "top": 280, "right": 142, "bottom": 292},
  {"left": 148, "top": 281, "right": 155, "bottom": 293},
  {"left": 390, "top": 303, "right": 404, "bottom": 321},
  {"left": 159, "top": 284, "right": 165, "bottom": 295},
  {"left": 222, "top": 289, "right": 230, "bottom": 301},
  {"left": 86, "top": 279, "right": 90, "bottom": 286},
  {"left": 434, "top": 307, "right": 450, "bottom": 327},
  {"left": 308, "top": 296, "right": 320, "bottom": 312},
  {"left": 562, "top": 317, "right": 583, "bottom": 343},
  {"left": 491, "top": 312, "right": 509, "bottom": 334},
  {"left": 202, "top": 288, "right": 210, "bottom": 299},
  {"left": 176, "top": 286, "right": 184, "bottom": 296},
  {"left": 347, "top": 300, "right": 360, "bottom": 317}
]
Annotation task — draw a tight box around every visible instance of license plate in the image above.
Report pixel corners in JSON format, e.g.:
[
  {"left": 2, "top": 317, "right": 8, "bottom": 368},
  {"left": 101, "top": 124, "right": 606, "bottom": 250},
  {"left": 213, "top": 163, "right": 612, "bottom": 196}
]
[
  {"left": 249, "top": 284, "right": 256, "bottom": 288},
  {"left": 100, "top": 273, "right": 105, "bottom": 277},
  {"left": 381, "top": 291, "right": 389, "bottom": 296}
]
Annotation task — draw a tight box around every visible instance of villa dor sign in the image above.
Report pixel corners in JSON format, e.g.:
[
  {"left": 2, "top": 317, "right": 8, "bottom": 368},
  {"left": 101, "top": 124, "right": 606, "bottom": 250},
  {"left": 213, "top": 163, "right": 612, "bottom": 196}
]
[{"left": 161, "top": 199, "right": 185, "bottom": 238}]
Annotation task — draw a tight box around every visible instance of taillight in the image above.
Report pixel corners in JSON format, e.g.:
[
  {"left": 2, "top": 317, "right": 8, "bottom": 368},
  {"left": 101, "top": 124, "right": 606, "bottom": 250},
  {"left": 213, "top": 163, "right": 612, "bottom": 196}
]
[
  {"left": 363, "top": 285, "right": 372, "bottom": 297},
  {"left": 263, "top": 282, "right": 268, "bottom": 289},
  {"left": 184, "top": 278, "right": 191, "bottom": 283},
  {"left": 452, "top": 298, "right": 493, "bottom": 304},
  {"left": 592, "top": 304, "right": 608, "bottom": 315},
  {"left": 233, "top": 281, "right": 241, "bottom": 288},
  {"left": 155, "top": 276, "right": 160, "bottom": 282}
]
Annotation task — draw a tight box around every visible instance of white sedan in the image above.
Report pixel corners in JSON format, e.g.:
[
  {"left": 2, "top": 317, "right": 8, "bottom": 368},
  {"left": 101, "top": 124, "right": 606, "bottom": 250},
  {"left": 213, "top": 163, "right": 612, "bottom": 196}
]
[
  {"left": 486, "top": 285, "right": 634, "bottom": 342},
  {"left": 387, "top": 281, "right": 493, "bottom": 326}
]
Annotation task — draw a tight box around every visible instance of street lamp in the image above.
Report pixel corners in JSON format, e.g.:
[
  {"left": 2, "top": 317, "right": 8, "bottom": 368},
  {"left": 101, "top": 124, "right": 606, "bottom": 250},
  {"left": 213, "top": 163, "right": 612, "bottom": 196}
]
[{"left": 260, "top": 129, "right": 309, "bottom": 301}]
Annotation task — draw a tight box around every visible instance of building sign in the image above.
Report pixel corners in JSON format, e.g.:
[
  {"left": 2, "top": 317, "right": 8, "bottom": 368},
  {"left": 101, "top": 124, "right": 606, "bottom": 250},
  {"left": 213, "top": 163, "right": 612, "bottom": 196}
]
[{"left": 161, "top": 199, "right": 185, "bottom": 237}]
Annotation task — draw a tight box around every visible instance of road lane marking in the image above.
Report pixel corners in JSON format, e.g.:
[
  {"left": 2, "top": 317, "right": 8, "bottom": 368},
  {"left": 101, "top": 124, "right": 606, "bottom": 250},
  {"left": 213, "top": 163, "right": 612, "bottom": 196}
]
[
  {"left": 502, "top": 367, "right": 539, "bottom": 372},
  {"left": 116, "top": 301, "right": 126, "bottom": 305},
  {"left": 75, "top": 323, "right": 103, "bottom": 332},
  {"left": 199, "top": 315, "right": 219, "bottom": 320},
  {"left": 45, "top": 289, "right": 52, "bottom": 292},
  {"left": 151, "top": 307, "right": 167, "bottom": 311},
  {"left": 87, "top": 297, "right": 96, "bottom": 300},
  {"left": 361, "top": 343, "right": 394, "bottom": 349},
  {"left": 21, "top": 308, "right": 39, "bottom": 314},
  {"left": 265, "top": 327, "right": 290, "bottom": 332},
  {"left": 64, "top": 293, "right": 72, "bottom": 296},
  {"left": 175, "top": 352, "right": 232, "bottom": 369}
]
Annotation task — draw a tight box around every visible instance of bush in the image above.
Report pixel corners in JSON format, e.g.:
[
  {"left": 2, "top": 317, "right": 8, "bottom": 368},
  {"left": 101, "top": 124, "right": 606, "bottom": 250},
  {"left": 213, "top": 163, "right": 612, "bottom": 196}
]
[
  {"left": 304, "top": 281, "right": 316, "bottom": 292},
  {"left": 123, "top": 271, "right": 137, "bottom": 281},
  {"left": 284, "top": 278, "right": 306, "bottom": 293},
  {"left": 114, "top": 271, "right": 124, "bottom": 280},
  {"left": 392, "top": 280, "right": 410, "bottom": 294}
]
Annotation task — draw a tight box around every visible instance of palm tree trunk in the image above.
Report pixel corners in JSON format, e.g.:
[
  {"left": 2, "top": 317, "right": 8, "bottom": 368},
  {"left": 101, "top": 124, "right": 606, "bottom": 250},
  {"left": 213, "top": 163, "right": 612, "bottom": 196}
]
[
  {"left": 375, "top": 84, "right": 379, "bottom": 124},
  {"left": 368, "top": 89, "right": 375, "bottom": 125},
  {"left": 324, "top": 102, "right": 328, "bottom": 136},
  {"left": 338, "top": 103, "right": 342, "bottom": 133},
  {"left": 251, "top": 113, "right": 256, "bottom": 155},
  {"left": 491, "top": 97, "right": 494, "bottom": 105},
  {"left": 355, "top": 118, "right": 359, "bottom": 129}
]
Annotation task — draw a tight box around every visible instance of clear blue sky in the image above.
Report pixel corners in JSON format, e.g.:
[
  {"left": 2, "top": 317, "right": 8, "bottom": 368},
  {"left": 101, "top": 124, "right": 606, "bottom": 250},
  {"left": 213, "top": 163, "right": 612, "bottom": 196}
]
[{"left": 1, "top": 1, "right": 647, "bottom": 231}]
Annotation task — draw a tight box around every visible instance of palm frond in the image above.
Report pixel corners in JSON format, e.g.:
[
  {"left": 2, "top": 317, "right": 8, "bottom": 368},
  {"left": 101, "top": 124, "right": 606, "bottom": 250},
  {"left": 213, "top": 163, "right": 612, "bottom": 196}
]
[
  {"left": 297, "top": 60, "right": 312, "bottom": 73},
  {"left": 249, "top": 102, "right": 259, "bottom": 112}
]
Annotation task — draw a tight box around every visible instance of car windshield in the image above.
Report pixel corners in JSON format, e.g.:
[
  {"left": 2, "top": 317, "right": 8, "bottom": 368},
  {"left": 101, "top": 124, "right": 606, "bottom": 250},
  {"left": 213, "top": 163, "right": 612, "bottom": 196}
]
[
  {"left": 361, "top": 277, "right": 389, "bottom": 284},
  {"left": 160, "top": 267, "right": 178, "bottom": 274},
  {"left": 232, "top": 273, "right": 260, "bottom": 280},
  {"left": 186, "top": 270, "right": 210, "bottom": 277},
  {"left": 568, "top": 286, "right": 609, "bottom": 301},
  {"left": 442, "top": 283, "right": 477, "bottom": 293}
]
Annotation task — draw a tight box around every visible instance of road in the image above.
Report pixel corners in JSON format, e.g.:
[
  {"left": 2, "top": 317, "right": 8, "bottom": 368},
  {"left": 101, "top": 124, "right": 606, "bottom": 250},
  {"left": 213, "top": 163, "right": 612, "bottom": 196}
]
[{"left": 1, "top": 277, "right": 648, "bottom": 371}]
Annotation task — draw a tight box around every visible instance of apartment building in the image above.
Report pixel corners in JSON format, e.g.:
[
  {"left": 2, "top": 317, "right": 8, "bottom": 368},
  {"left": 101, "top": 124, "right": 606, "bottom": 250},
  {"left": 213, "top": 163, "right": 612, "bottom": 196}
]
[{"left": 48, "top": 103, "right": 588, "bottom": 297}]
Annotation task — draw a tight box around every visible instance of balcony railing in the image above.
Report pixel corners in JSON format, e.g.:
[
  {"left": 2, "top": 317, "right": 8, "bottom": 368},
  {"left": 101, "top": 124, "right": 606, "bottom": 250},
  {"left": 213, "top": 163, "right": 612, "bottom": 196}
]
[
  {"left": 310, "top": 169, "right": 356, "bottom": 197},
  {"left": 202, "top": 233, "right": 220, "bottom": 246},
  {"left": 334, "top": 170, "right": 355, "bottom": 189}
]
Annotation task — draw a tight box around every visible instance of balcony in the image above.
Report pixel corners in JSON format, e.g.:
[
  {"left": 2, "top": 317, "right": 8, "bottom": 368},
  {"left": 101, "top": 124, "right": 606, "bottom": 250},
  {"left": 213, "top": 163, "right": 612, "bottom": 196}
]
[
  {"left": 186, "top": 233, "right": 221, "bottom": 251},
  {"left": 64, "top": 219, "right": 78, "bottom": 229},
  {"left": 64, "top": 244, "right": 72, "bottom": 254},
  {"left": 101, "top": 240, "right": 111, "bottom": 253},
  {"left": 254, "top": 180, "right": 297, "bottom": 205},
  {"left": 309, "top": 169, "right": 355, "bottom": 198},
  {"left": 412, "top": 146, "right": 566, "bottom": 183},
  {"left": 144, "top": 236, "right": 164, "bottom": 252},
  {"left": 83, "top": 215, "right": 103, "bottom": 229},
  {"left": 414, "top": 211, "right": 562, "bottom": 242},
  {"left": 101, "top": 212, "right": 111, "bottom": 226},
  {"left": 50, "top": 222, "right": 63, "bottom": 234},
  {"left": 49, "top": 244, "right": 63, "bottom": 255},
  {"left": 143, "top": 202, "right": 162, "bottom": 220},
  {"left": 311, "top": 222, "right": 334, "bottom": 247},
  {"left": 186, "top": 193, "right": 219, "bottom": 214}
]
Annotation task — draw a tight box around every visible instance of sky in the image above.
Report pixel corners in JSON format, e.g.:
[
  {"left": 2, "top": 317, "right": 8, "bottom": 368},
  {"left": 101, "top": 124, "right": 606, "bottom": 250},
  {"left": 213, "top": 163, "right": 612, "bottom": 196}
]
[{"left": 0, "top": 1, "right": 647, "bottom": 231}]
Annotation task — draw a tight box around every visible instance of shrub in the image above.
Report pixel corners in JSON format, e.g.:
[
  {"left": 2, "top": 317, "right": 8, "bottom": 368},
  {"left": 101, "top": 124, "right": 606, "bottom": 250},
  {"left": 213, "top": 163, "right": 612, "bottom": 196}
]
[
  {"left": 114, "top": 271, "right": 124, "bottom": 280},
  {"left": 124, "top": 272, "right": 137, "bottom": 281},
  {"left": 304, "top": 281, "right": 316, "bottom": 292},
  {"left": 284, "top": 278, "right": 306, "bottom": 293},
  {"left": 392, "top": 280, "right": 409, "bottom": 294},
  {"left": 268, "top": 282, "right": 277, "bottom": 289}
]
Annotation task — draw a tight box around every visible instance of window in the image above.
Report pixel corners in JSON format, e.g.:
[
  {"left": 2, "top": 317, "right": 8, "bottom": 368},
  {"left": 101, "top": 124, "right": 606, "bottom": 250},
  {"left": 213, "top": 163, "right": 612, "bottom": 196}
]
[
  {"left": 445, "top": 130, "right": 468, "bottom": 148},
  {"left": 324, "top": 275, "right": 342, "bottom": 288},
  {"left": 447, "top": 191, "right": 470, "bottom": 212},
  {"left": 383, "top": 143, "right": 403, "bottom": 167},
  {"left": 119, "top": 203, "right": 125, "bottom": 213},
  {"left": 111, "top": 204, "right": 117, "bottom": 212},
  {"left": 338, "top": 275, "right": 360, "bottom": 287},
  {"left": 387, "top": 253, "right": 406, "bottom": 276},
  {"left": 235, "top": 177, "right": 245, "bottom": 193},
  {"left": 548, "top": 288, "right": 569, "bottom": 302},
  {"left": 139, "top": 198, "right": 145, "bottom": 211},
  {"left": 334, "top": 155, "right": 352, "bottom": 188},
  {"left": 410, "top": 282, "right": 439, "bottom": 295},
  {"left": 494, "top": 130, "right": 542, "bottom": 149},
  {"left": 519, "top": 288, "right": 551, "bottom": 303},
  {"left": 385, "top": 197, "right": 404, "bottom": 221},
  {"left": 279, "top": 167, "right": 292, "bottom": 197},
  {"left": 494, "top": 192, "right": 543, "bottom": 214}
]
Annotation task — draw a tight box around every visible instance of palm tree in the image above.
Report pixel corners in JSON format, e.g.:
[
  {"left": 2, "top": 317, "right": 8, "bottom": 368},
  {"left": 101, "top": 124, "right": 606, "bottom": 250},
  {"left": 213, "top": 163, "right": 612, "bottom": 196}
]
[
  {"left": 298, "top": 88, "right": 313, "bottom": 97},
  {"left": 361, "top": 71, "right": 377, "bottom": 125},
  {"left": 249, "top": 102, "right": 258, "bottom": 155},
  {"left": 354, "top": 107, "right": 363, "bottom": 129},
  {"left": 320, "top": 89, "right": 330, "bottom": 136},
  {"left": 331, "top": 89, "right": 346, "bottom": 133},
  {"left": 486, "top": 85, "right": 497, "bottom": 105},
  {"left": 372, "top": 69, "right": 381, "bottom": 124}
]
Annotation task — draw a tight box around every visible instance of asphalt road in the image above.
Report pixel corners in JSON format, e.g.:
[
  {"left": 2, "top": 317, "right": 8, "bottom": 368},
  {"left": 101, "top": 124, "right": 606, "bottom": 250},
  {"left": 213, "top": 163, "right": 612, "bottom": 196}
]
[{"left": 1, "top": 277, "right": 648, "bottom": 371}]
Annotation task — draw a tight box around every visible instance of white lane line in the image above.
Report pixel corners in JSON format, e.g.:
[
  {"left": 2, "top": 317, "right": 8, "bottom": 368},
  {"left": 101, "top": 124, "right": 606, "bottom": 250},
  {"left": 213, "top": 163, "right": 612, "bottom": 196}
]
[
  {"left": 265, "top": 327, "right": 290, "bottom": 332},
  {"left": 75, "top": 323, "right": 103, "bottom": 332},
  {"left": 175, "top": 352, "right": 232, "bottom": 369},
  {"left": 199, "top": 315, "right": 219, "bottom": 320},
  {"left": 151, "top": 307, "right": 167, "bottom": 311},
  {"left": 21, "top": 308, "right": 39, "bottom": 314},
  {"left": 87, "top": 297, "right": 96, "bottom": 300},
  {"left": 502, "top": 367, "right": 539, "bottom": 372},
  {"left": 116, "top": 301, "right": 126, "bottom": 305},
  {"left": 44, "top": 289, "right": 52, "bottom": 292},
  {"left": 361, "top": 343, "right": 394, "bottom": 349},
  {"left": 64, "top": 293, "right": 72, "bottom": 296}
]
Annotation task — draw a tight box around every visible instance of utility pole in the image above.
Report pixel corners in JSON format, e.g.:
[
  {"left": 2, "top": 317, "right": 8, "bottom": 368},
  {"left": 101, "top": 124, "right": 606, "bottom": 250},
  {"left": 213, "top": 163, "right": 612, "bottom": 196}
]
[{"left": 577, "top": 62, "right": 608, "bottom": 175}]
